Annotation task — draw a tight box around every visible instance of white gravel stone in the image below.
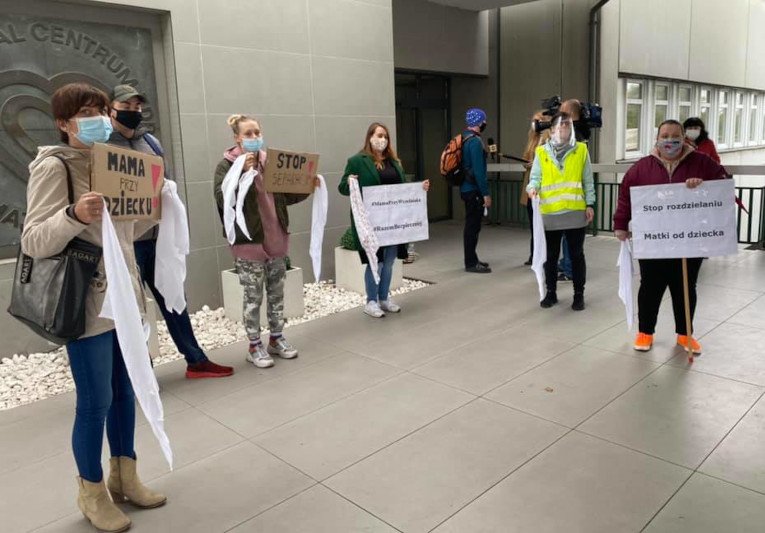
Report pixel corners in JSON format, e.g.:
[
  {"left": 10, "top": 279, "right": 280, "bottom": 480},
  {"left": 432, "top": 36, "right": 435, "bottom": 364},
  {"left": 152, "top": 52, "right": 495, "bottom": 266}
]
[{"left": 0, "top": 278, "right": 429, "bottom": 410}]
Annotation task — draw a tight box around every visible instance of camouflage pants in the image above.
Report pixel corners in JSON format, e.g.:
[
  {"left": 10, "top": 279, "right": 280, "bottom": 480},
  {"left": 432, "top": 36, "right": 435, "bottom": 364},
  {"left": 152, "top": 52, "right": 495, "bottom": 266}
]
[{"left": 235, "top": 257, "right": 286, "bottom": 340}]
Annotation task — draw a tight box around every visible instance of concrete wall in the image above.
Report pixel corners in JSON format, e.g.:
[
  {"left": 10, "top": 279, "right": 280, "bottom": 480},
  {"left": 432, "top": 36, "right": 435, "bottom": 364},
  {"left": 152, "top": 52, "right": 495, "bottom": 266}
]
[
  {"left": 392, "top": 0, "right": 489, "bottom": 76},
  {"left": 2, "top": 0, "right": 396, "bottom": 355}
]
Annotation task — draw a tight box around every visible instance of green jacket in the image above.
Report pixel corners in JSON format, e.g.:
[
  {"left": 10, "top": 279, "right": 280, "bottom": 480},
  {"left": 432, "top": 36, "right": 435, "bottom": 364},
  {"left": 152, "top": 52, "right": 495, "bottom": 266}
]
[
  {"left": 338, "top": 152, "right": 408, "bottom": 261},
  {"left": 213, "top": 158, "right": 309, "bottom": 245}
]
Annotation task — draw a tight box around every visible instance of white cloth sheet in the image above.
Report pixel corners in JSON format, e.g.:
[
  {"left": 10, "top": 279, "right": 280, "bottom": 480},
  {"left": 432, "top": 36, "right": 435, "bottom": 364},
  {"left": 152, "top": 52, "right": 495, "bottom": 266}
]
[
  {"left": 154, "top": 181, "right": 189, "bottom": 313},
  {"left": 221, "top": 154, "right": 255, "bottom": 244},
  {"left": 349, "top": 178, "right": 379, "bottom": 283},
  {"left": 531, "top": 197, "right": 547, "bottom": 300},
  {"left": 617, "top": 240, "right": 635, "bottom": 331},
  {"left": 310, "top": 175, "right": 328, "bottom": 283}
]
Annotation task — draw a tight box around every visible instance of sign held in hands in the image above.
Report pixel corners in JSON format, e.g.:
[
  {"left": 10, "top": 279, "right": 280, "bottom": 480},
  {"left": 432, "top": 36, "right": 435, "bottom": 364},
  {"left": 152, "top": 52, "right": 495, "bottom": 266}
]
[
  {"left": 263, "top": 148, "right": 319, "bottom": 194},
  {"left": 90, "top": 143, "right": 164, "bottom": 221},
  {"left": 630, "top": 180, "right": 736, "bottom": 259},
  {"left": 363, "top": 182, "right": 429, "bottom": 247}
]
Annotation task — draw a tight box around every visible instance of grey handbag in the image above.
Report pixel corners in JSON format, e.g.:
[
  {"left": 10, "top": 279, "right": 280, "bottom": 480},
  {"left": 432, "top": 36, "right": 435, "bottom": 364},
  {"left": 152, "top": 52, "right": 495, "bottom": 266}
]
[{"left": 7, "top": 157, "right": 102, "bottom": 345}]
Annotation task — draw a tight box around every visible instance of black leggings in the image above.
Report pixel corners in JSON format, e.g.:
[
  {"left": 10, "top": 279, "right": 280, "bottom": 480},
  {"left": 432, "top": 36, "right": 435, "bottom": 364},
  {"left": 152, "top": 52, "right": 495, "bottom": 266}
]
[
  {"left": 638, "top": 258, "right": 703, "bottom": 335},
  {"left": 544, "top": 227, "right": 586, "bottom": 294}
]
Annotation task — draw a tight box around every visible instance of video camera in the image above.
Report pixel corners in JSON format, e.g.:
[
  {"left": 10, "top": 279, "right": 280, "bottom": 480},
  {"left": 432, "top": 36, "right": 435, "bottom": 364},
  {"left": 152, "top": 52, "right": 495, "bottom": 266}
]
[{"left": 532, "top": 95, "right": 603, "bottom": 137}]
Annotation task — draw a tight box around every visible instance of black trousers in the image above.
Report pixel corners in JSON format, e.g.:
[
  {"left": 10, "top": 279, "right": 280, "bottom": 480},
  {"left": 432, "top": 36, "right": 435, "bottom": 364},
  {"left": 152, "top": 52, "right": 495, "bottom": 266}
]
[
  {"left": 462, "top": 191, "right": 484, "bottom": 268},
  {"left": 544, "top": 227, "right": 586, "bottom": 294},
  {"left": 638, "top": 258, "right": 703, "bottom": 335}
]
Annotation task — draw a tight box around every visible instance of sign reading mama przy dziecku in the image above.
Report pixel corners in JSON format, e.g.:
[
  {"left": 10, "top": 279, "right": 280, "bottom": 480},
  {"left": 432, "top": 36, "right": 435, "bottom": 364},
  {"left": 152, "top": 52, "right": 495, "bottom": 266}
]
[
  {"left": 630, "top": 179, "right": 736, "bottom": 259},
  {"left": 90, "top": 143, "right": 164, "bottom": 221},
  {"left": 363, "top": 182, "right": 429, "bottom": 247}
]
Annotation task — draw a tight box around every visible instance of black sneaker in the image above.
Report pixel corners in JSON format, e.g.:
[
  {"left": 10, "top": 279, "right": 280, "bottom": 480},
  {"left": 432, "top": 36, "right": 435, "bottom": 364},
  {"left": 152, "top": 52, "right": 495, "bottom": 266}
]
[
  {"left": 557, "top": 273, "right": 572, "bottom": 282},
  {"left": 478, "top": 260, "right": 490, "bottom": 268},
  {"left": 572, "top": 293, "right": 585, "bottom": 311},
  {"left": 466, "top": 263, "right": 492, "bottom": 274},
  {"left": 540, "top": 291, "right": 558, "bottom": 308}
]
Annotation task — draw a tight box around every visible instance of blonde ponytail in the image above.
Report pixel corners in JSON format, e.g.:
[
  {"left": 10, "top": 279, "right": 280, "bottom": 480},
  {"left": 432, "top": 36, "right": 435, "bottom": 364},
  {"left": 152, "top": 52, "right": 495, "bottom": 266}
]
[{"left": 227, "top": 114, "right": 257, "bottom": 134}]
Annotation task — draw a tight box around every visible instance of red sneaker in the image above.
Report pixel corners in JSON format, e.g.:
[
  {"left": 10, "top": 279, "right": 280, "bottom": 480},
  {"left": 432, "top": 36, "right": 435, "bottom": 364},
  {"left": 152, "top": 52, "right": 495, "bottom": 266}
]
[{"left": 185, "top": 360, "right": 234, "bottom": 379}]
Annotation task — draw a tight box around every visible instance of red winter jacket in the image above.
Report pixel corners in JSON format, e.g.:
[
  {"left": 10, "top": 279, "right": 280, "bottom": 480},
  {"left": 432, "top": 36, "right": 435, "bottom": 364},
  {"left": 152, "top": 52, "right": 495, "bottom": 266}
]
[{"left": 613, "top": 150, "right": 727, "bottom": 231}]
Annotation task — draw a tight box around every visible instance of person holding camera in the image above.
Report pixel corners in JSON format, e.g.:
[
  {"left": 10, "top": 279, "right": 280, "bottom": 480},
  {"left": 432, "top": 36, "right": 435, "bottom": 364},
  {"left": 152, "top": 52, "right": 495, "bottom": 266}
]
[
  {"left": 460, "top": 108, "right": 492, "bottom": 274},
  {"left": 527, "top": 112, "right": 595, "bottom": 311}
]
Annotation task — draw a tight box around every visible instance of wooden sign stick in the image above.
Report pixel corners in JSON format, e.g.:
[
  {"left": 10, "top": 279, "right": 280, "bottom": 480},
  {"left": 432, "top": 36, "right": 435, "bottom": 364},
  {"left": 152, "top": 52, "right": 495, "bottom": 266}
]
[{"left": 681, "top": 258, "right": 694, "bottom": 363}]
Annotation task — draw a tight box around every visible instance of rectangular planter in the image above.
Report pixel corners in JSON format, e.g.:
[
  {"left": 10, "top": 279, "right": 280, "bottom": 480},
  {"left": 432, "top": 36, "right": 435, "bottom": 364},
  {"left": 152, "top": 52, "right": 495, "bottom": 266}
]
[
  {"left": 334, "top": 246, "right": 403, "bottom": 295},
  {"left": 221, "top": 266, "right": 305, "bottom": 324}
]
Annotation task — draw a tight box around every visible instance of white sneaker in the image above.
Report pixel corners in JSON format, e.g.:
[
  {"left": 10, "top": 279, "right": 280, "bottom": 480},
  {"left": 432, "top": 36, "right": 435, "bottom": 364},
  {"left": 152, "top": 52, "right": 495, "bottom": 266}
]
[
  {"left": 267, "top": 337, "right": 298, "bottom": 359},
  {"left": 246, "top": 343, "right": 274, "bottom": 368},
  {"left": 364, "top": 301, "right": 385, "bottom": 318},
  {"left": 379, "top": 299, "right": 401, "bottom": 313}
]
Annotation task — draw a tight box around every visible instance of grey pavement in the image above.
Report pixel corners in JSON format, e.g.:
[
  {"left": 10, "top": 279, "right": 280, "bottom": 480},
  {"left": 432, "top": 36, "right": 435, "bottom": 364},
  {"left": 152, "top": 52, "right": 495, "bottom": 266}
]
[{"left": 3, "top": 222, "right": 765, "bottom": 532}]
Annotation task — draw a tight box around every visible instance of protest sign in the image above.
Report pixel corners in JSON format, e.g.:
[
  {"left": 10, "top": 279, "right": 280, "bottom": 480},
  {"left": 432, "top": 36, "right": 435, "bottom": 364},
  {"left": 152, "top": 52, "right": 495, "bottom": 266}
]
[
  {"left": 263, "top": 148, "right": 319, "bottom": 194},
  {"left": 363, "top": 182, "right": 428, "bottom": 247},
  {"left": 630, "top": 180, "right": 736, "bottom": 259},
  {"left": 91, "top": 143, "right": 163, "bottom": 221}
]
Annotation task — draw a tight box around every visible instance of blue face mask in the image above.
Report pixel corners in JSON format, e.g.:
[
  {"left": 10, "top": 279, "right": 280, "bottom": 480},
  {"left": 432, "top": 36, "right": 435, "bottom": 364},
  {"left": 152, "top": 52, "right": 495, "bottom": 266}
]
[
  {"left": 242, "top": 138, "right": 263, "bottom": 153},
  {"left": 74, "top": 116, "right": 113, "bottom": 146}
]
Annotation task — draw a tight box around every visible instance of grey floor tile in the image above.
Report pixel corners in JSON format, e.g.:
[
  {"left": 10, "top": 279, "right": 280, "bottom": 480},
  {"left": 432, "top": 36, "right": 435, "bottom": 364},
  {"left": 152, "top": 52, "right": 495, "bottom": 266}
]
[
  {"left": 694, "top": 282, "right": 761, "bottom": 321},
  {"left": 326, "top": 399, "right": 566, "bottom": 533},
  {"left": 433, "top": 432, "right": 689, "bottom": 533},
  {"left": 667, "top": 322, "right": 765, "bottom": 386},
  {"left": 414, "top": 324, "right": 574, "bottom": 395},
  {"left": 255, "top": 373, "right": 474, "bottom": 480},
  {"left": 199, "top": 352, "right": 400, "bottom": 438},
  {"left": 700, "top": 395, "right": 765, "bottom": 493},
  {"left": 644, "top": 473, "right": 765, "bottom": 533},
  {"left": 487, "top": 345, "right": 660, "bottom": 427},
  {"left": 727, "top": 294, "right": 765, "bottom": 329},
  {"left": 579, "top": 366, "right": 763, "bottom": 468},
  {"left": 229, "top": 485, "right": 397, "bottom": 532}
]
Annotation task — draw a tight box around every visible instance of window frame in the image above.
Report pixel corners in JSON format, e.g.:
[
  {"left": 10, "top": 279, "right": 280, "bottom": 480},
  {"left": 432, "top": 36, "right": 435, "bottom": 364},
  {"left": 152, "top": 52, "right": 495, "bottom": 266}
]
[{"left": 624, "top": 78, "right": 647, "bottom": 159}]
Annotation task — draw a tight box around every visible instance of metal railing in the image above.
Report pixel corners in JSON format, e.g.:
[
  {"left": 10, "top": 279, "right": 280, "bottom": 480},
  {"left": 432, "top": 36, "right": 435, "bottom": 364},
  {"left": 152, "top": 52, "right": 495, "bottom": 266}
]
[{"left": 486, "top": 163, "right": 765, "bottom": 245}]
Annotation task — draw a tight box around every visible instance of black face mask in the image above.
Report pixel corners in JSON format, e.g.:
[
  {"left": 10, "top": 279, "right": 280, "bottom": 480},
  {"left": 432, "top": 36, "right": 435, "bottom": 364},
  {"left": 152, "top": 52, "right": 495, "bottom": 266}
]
[
  {"left": 115, "top": 110, "right": 142, "bottom": 130},
  {"left": 479, "top": 122, "right": 487, "bottom": 133}
]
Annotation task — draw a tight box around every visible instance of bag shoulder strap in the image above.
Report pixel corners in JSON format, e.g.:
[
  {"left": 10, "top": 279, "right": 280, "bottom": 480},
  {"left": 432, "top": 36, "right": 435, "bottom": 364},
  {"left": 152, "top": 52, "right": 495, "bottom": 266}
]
[
  {"left": 143, "top": 133, "right": 164, "bottom": 157},
  {"left": 48, "top": 156, "right": 74, "bottom": 204}
]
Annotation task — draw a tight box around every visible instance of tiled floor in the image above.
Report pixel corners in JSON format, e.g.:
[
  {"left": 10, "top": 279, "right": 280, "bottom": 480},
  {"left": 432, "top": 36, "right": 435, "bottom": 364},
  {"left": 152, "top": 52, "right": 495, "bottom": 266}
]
[{"left": 3, "top": 222, "right": 765, "bottom": 532}]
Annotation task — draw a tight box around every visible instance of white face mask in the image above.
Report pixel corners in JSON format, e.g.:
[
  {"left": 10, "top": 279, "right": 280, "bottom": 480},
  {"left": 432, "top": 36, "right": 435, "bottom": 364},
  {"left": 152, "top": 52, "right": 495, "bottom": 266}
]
[
  {"left": 686, "top": 128, "right": 701, "bottom": 141},
  {"left": 370, "top": 136, "right": 388, "bottom": 152}
]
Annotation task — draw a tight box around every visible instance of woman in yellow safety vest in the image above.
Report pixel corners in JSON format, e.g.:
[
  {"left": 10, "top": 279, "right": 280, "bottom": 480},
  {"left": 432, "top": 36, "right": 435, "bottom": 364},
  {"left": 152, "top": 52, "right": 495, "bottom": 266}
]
[{"left": 527, "top": 112, "right": 595, "bottom": 311}]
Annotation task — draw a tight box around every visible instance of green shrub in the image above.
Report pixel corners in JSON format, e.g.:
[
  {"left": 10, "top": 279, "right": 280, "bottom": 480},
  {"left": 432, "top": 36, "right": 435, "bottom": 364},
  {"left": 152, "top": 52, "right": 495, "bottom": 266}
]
[{"left": 339, "top": 227, "right": 358, "bottom": 251}]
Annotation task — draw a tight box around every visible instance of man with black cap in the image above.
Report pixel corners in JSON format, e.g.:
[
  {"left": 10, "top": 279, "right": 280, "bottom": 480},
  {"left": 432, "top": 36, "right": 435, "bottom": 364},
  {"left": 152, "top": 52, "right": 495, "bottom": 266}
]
[
  {"left": 460, "top": 107, "right": 492, "bottom": 273},
  {"left": 109, "top": 84, "right": 234, "bottom": 379}
]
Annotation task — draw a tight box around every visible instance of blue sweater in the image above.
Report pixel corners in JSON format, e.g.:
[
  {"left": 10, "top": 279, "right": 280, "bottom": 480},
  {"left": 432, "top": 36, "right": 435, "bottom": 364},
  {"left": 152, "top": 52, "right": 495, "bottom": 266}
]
[{"left": 459, "top": 130, "right": 489, "bottom": 197}]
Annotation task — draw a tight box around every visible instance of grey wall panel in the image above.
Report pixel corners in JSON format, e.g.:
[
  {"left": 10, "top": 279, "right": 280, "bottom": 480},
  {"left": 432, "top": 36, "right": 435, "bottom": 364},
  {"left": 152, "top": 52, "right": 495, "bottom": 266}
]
[
  {"left": 745, "top": 0, "right": 765, "bottom": 89},
  {"left": 688, "top": 0, "right": 749, "bottom": 87}
]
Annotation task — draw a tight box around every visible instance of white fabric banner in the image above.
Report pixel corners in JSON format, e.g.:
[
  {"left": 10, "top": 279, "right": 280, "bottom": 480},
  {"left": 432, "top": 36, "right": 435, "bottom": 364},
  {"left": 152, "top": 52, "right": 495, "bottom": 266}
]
[
  {"left": 531, "top": 197, "right": 547, "bottom": 300},
  {"left": 362, "top": 182, "right": 429, "bottom": 247},
  {"left": 349, "top": 178, "right": 379, "bottom": 283},
  {"left": 155, "top": 181, "right": 189, "bottom": 314},
  {"left": 617, "top": 240, "right": 634, "bottom": 331},
  {"left": 630, "top": 180, "right": 737, "bottom": 259},
  {"left": 100, "top": 202, "right": 173, "bottom": 470},
  {"left": 310, "top": 175, "right": 328, "bottom": 283}
]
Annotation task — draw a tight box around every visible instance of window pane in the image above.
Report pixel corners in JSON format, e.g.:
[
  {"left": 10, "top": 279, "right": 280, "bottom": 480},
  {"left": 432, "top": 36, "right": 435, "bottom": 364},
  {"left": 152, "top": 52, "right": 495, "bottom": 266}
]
[
  {"left": 655, "top": 104, "right": 668, "bottom": 128},
  {"left": 626, "top": 103, "right": 641, "bottom": 151},
  {"left": 656, "top": 85, "right": 669, "bottom": 101},
  {"left": 735, "top": 108, "right": 743, "bottom": 143},
  {"left": 701, "top": 89, "right": 711, "bottom": 104},
  {"left": 720, "top": 90, "right": 729, "bottom": 105},
  {"left": 749, "top": 110, "right": 757, "bottom": 142},
  {"left": 701, "top": 106, "right": 710, "bottom": 127},
  {"left": 627, "top": 82, "right": 642, "bottom": 99},
  {"left": 736, "top": 93, "right": 744, "bottom": 106},
  {"left": 679, "top": 104, "right": 691, "bottom": 123},
  {"left": 718, "top": 108, "right": 727, "bottom": 142},
  {"left": 679, "top": 87, "right": 692, "bottom": 102}
]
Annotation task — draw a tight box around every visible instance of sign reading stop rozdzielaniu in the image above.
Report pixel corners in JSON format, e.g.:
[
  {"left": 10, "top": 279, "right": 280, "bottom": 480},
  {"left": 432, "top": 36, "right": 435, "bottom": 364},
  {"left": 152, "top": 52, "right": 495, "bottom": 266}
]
[
  {"left": 629, "top": 180, "right": 737, "bottom": 259},
  {"left": 263, "top": 148, "right": 319, "bottom": 195},
  {"left": 90, "top": 143, "right": 164, "bottom": 221}
]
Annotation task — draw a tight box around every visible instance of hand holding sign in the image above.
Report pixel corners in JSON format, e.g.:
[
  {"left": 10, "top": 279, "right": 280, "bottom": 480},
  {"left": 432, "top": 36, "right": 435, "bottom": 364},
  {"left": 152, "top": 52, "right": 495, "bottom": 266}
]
[
  {"left": 686, "top": 178, "right": 703, "bottom": 189},
  {"left": 74, "top": 192, "right": 105, "bottom": 224}
]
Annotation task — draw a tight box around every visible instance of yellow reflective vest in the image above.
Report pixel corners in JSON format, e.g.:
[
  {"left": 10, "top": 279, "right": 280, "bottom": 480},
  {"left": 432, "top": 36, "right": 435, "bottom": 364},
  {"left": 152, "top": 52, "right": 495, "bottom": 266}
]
[{"left": 535, "top": 142, "right": 587, "bottom": 215}]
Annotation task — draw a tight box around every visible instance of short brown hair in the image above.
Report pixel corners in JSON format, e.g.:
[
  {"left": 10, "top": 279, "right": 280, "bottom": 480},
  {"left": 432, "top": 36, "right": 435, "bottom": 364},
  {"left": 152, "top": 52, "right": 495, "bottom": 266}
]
[
  {"left": 657, "top": 119, "right": 684, "bottom": 138},
  {"left": 51, "top": 83, "right": 110, "bottom": 143}
]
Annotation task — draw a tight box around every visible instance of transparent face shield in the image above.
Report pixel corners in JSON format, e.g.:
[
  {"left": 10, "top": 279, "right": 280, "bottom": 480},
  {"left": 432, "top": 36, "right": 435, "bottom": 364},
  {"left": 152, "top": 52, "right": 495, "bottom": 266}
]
[{"left": 550, "top": 116, "right": 576, "bottom": 149}]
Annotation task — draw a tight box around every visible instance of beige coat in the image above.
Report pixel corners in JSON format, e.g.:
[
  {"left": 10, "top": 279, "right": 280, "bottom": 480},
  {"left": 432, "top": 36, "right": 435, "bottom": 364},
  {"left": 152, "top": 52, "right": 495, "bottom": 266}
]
[{"left": 21, "top": 145, "right": 154, "bottom": 340}]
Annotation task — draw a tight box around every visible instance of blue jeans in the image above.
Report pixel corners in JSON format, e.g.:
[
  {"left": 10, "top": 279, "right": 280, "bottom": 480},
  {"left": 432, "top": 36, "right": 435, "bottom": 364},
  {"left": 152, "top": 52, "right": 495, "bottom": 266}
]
[
  {"left": 67, "top": 331, "right": 135, "bottom": 482},
  {"left": 365, "top": 245, "right": 397, "bottom": 302},
  {"left": 558, "top": 235, "right": 573, "bottom": 277},
  {"left": 134, "top": 239, "right": 207, "bottom": 365}
]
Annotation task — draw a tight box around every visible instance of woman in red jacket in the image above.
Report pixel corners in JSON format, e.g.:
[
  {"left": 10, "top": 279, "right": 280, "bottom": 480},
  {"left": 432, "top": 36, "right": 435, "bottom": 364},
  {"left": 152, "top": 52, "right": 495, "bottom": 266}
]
[
  {"left": 613, "top": 120, "right": 727, "bottom": 354},
  {"left": 683, "top": 117, "right": 720, "bottom": 163}
]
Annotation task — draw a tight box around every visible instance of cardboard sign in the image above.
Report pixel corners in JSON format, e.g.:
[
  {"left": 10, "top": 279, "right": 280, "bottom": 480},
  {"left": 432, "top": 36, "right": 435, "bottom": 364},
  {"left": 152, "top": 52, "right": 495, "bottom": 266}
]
[
  {"left": 363, "top": 182, "right": 429, "bottom": 246},
  {"left": 263, "top": 148, "right": 319, "bottom": 194},
  {"left": 91, "top": 143, "right": 164, "bottom": 221},
  {"left": 630, "top": 180, "right": 737, "bottom": 259}
]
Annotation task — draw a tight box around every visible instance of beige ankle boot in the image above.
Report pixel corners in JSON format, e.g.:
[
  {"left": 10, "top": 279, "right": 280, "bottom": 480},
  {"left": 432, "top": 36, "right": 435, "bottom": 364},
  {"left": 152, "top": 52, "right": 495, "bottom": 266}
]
[
  {"left": 108, "top": 456, "right": 167, "bottom": 508},
  {"left": 77, "top": 477, "right": 131, "bottom": 533}
]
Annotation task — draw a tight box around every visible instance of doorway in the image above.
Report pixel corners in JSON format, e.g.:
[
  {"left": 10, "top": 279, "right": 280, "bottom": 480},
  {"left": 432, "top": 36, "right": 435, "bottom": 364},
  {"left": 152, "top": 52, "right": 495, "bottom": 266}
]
[{"left": 395, "top": 72, "right": 451, "bottom": 221}]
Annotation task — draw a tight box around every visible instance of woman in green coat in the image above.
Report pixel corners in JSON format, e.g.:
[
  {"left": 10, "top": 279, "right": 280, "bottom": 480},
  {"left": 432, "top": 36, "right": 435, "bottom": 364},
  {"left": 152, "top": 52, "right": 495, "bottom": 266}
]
[{"left": 339, "top": 122, "right": 430, "bottom": 318}]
